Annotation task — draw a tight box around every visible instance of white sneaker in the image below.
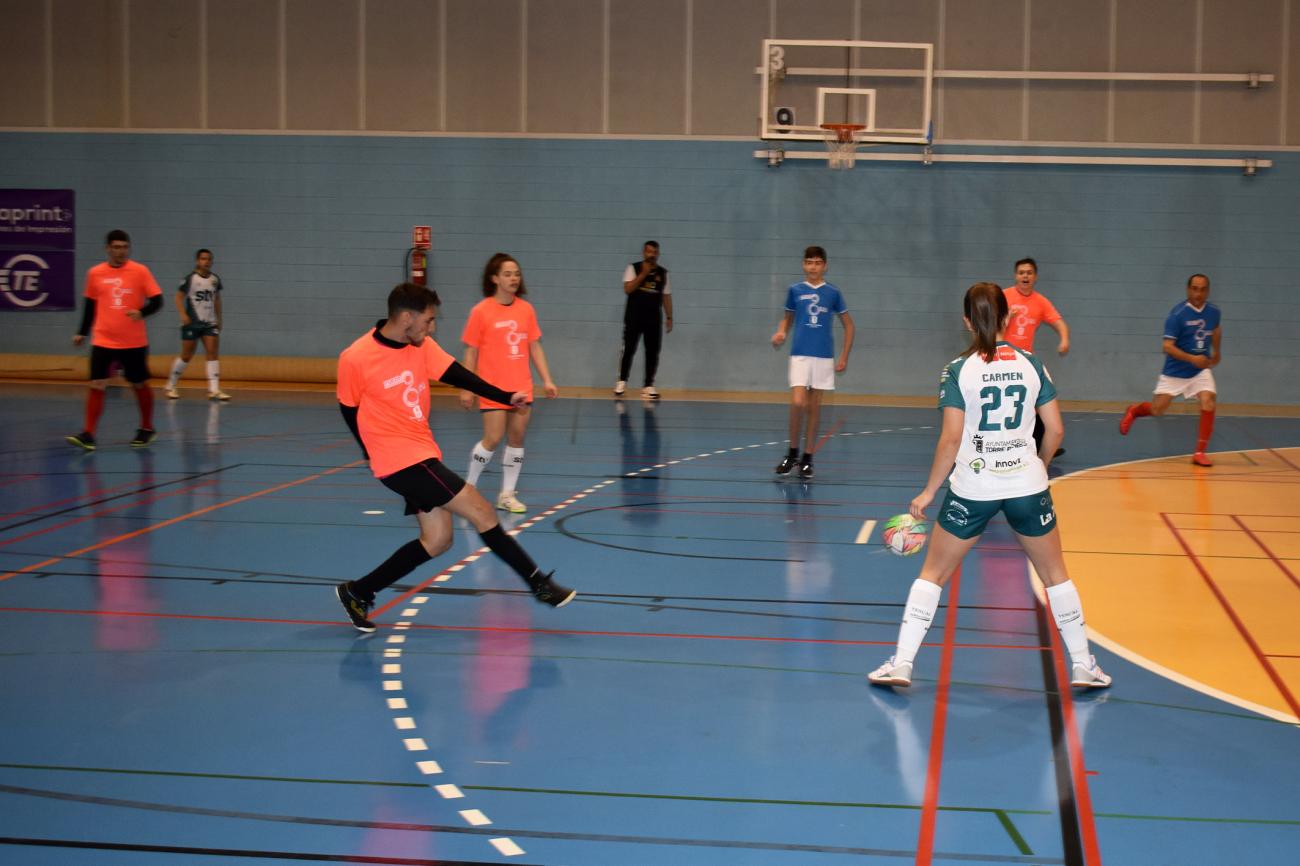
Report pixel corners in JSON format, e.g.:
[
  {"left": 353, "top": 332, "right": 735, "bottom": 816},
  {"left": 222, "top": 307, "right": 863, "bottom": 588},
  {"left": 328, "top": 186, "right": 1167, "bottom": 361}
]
[
  {"left": 164, "top": 387, "right": 180, "bottom": 399},
  {"left": 614, "top": 380, "right": 627, "bottom": 396},
  {"left": 641, "top": 386, "right": 659, "bottom": 400},
  {"left": 867, "top": 656, "right": 913, "bottom": 687},
  {"left": 496, "top": 490, "right": 527, "bottom": 513},
  {"left": 1071, "top": 655, "right": 1112, "bottom": 689},
  {"left": 209, "top": 390, "right": 232, "bottom": 402}
]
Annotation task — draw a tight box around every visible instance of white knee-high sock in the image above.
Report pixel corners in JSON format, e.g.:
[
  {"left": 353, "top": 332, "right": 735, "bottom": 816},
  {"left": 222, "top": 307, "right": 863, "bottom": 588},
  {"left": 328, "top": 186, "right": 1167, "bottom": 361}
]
[
  {"left": 466, "top": 442, "right": 495, "bottom": 486},
  {"left": 502, "top": 447, "right": 525, "bottom": 493},
  {"left": 167, "top": 358, "right": 187, "bottom": 388},
  {"left": 895, "top": 579, "right": 943, "bottom": 665},
  {"left": 1046, "top": 580, "right": 1092, "bottom": 667},
  {"left": 206, "top": 360, "right": 220, "bottom": 392}
]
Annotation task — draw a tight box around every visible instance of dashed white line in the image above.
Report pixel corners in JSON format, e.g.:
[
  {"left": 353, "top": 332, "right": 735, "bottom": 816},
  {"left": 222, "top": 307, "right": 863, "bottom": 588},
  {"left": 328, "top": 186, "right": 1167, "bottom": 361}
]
[
  {"left": 854, "top": 519, "right": 878, "bottom": 545},
  {"left": 459, "top": 809, "right": 492, "bottom": 826},
  {"left": 403, "top": 738, "right": 428, "bottom": 751},
  {"left": 434, "top": 784, "right": 464, "bottom": 799},
  {"left": 490, "top": 838, "right": 525, "bottom": 857}
]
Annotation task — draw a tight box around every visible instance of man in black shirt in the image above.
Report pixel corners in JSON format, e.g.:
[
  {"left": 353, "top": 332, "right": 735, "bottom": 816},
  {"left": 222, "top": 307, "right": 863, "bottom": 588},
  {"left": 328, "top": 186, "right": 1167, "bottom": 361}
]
[{"left": 615, "top": 240, "right": 672, "bottom": 400}]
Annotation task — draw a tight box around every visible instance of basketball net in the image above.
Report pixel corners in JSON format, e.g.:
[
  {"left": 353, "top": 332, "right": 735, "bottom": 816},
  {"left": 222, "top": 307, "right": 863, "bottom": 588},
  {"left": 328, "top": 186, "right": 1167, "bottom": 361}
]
[{"left": 821, "top": 123, "right": 864, "bottom": 170}]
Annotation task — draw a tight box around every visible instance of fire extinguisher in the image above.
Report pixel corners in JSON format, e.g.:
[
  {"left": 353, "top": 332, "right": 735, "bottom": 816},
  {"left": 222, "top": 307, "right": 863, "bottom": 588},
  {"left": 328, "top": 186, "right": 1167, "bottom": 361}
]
[{"left": 407, "top": 226, "right": 432, "bottom": 286}]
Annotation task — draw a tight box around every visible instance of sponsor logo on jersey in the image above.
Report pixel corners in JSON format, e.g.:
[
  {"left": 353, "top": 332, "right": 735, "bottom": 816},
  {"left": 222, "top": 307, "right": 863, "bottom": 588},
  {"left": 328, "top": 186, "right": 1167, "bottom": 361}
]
[
  {"left": 996, "top": 345, "right": 1018, "bottom": 361},
  {"left": 972, "top": 434, "right": 984, "bottom": 453},
  {"left": 969, "top": 458, "right": 985, "bottom": 474}
]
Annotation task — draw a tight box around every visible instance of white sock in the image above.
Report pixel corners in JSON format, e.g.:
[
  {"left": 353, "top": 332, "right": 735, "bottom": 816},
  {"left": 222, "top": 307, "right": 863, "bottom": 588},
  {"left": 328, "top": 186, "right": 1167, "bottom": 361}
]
[
  {"left": 1046, "top": 580, "right": 1092, "bottom": 668},
  {"left": 167, "top": 358, "right": 187, "bottom": 389},
  {"left": 206, "top": 360, "right": 220, "bottom": 392},
  {"left": 895, "top": 579, "right": 943, "bottom": 665},
  {"left": 502, "top": 446, "right": 525, "bottom": 494},
  {"left": 466, "top": 442, "right": 495, "bottom": 486}
]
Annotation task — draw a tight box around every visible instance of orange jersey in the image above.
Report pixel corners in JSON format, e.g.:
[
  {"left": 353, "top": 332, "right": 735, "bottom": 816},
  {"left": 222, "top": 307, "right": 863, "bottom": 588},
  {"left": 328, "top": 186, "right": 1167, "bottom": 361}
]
[
  {"left": 337, "top": 326, "right": 456, "bottom": 478},
  {"left": 84, "top": 260, "right": 163, "bottom": 349},
  {"left": 461, "top": 297, "right": 541, "bottom": 409},
  {"left": 1003, "top": 287, "right": 1061, "bottom": 352}
]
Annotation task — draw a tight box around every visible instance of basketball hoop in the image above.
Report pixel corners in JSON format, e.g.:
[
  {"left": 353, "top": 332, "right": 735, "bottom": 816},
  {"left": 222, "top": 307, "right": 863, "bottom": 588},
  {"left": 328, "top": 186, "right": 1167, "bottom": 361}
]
[{"left": 821, "top": 123, "right": 865, "bottom": 169}]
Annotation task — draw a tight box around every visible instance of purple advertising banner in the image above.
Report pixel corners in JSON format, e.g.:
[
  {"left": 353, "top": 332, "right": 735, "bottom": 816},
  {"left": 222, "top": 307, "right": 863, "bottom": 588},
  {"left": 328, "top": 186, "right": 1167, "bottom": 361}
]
[{"left": 0, "top": 189, "right": 76, "bottom": 311}]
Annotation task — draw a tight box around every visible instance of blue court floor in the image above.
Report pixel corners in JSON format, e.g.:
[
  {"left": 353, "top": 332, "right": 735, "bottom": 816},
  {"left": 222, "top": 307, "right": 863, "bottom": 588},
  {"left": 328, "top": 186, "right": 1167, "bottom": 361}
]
[{"left": 0, "top": 383, "right": 1296, "bottom": 866}]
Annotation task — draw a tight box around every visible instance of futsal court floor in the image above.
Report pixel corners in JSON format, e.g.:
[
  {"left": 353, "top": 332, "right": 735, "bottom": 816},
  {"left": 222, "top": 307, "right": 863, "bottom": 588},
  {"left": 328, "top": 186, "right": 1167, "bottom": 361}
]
[{"left": 0, "top": 382, "right": 1296, "bottom": 866}]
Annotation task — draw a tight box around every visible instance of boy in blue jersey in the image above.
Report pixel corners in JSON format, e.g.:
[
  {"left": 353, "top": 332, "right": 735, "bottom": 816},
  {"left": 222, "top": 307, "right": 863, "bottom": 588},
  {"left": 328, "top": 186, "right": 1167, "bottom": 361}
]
[
  {"left": 1119, "top": 274, "right": 1221, "bottom": 466},
  {"left": 771, "top": 246, "right": 855, "bottom": 479}
]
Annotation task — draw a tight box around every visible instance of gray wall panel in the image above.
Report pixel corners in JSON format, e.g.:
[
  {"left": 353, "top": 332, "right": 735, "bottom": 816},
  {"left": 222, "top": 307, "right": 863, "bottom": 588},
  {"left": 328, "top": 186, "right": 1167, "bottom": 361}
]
[
  {"left": 286, "top": 0, "right": 360, "bottom": 130},
  {"left": 0, "top": 1, "right": 47, "bottom": 126},
  {"left": 365, "top": 0, "right": 441, "bottom": 131},
  {"left": 445, "top": 0, "right": 522, "bottom": 132},
  {"left": 527, "top": 0, "right": 603, "bottom": 134},
  {"left": 608, "top": 0, "right": 686, "bottom": 134},
  {"left": 1200, "top": 0, "right": 1283, "bottom": 145},
  {"left": 53, "top": 0, "right": 125, "bottom": 128},
  {"left": 1113, "top": 84, "right": 1195, "bottom": 143},
  {"left": 1027, "top": 0, "right": 1110, "bottom": 141},
  {"left": 131, "top": 0, "right": 201, "bottom": 129},
  {"left": 944, "top": 0, "right": 1023, "bottom": 70},
  {"left": 207, "top": 0, "right": 281, "bottom": 129},
  {"left": 1291, "top": 0, "right": 1300, "bottom": 144},
  {"left": 1114, "top": 0, "right": 1197, "bottom": 143},
  {"left": 692, "top": 0, "right": 768, "bottom": 135},
  {"left": 940, "top": 81, "right": 1022, "bottom": 139}
]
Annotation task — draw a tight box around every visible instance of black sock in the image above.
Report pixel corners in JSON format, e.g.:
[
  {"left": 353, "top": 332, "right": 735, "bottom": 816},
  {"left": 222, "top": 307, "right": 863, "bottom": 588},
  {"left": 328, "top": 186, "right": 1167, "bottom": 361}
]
[
  {"left": 352, "top": 539, "right": 432, "bottom": 601},
  {"left": 800, "top": 452, "right": 812, "bottom": 463},
  {"left": 479, "top": 524, "right": 542, "bottom": 587},
  {"left": 787, "top": 447, "right": 798, "bottom": 458}
]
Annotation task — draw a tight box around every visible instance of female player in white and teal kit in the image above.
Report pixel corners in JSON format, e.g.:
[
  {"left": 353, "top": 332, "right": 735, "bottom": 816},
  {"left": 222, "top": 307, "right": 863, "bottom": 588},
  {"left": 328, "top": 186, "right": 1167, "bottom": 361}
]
[{"left": 868, "top": 282, "right": 1110, "bottom": 689}]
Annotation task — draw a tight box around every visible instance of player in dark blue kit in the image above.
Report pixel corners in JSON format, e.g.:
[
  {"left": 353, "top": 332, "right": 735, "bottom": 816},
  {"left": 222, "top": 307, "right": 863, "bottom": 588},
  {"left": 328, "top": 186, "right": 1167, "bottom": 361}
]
[
  {"left": 770, "top": 246, "right": 855, "bottom": 479},
  {"left": 1119, "top": 274, "right": 1222, "bottom": 466}
]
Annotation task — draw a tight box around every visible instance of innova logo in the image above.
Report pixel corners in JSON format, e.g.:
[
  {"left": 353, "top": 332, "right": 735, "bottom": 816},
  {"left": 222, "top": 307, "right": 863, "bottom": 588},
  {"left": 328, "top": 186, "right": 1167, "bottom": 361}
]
[{"left": 0, "top": 253, "right": 50, "bottom": 307}]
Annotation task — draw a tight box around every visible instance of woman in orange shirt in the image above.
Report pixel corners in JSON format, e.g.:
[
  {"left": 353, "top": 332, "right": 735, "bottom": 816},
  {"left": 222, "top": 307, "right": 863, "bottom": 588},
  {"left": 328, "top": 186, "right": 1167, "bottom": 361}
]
[{"left": 460, "top": 253, "right": 559, "bottom": 513}]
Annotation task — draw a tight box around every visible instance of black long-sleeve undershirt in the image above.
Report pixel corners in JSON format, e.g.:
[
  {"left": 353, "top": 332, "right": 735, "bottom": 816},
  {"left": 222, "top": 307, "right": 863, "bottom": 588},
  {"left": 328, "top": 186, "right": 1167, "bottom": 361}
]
[{"left": 76, "top": 294, "right": 163, "bottom": 336}]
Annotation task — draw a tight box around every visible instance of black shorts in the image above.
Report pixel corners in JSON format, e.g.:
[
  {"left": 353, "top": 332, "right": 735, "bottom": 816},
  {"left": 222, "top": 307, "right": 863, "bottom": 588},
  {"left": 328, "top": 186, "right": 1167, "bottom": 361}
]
[
  {"left": 90, "top": 346, "right": 150, "bottom": 384},
  {"left": 380, "top": 457, "right": 467, "bottom": 515}
]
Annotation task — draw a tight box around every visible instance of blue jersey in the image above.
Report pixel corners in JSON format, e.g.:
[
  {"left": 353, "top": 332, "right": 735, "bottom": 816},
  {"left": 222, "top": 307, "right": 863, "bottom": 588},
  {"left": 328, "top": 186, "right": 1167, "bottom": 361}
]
[
  {"left": 784, "top": 281, "right": 847, "bottom": 359},
  {"left": 1162, "top": 301, "right": 1220, "bottom": 378}
]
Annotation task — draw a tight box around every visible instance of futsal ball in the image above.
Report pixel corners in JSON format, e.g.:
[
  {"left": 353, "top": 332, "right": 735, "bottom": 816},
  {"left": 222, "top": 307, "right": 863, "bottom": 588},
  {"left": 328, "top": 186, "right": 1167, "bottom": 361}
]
[{"left": 883, "top": 514, "right": 928, "bottom": 557}]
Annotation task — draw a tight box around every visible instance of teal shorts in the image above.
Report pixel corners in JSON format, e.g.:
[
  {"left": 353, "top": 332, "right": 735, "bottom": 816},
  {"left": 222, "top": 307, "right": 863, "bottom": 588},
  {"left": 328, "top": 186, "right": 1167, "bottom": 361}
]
[
  {"left": 181, "top": 322, "right": 219, "bottom": 341},
  {"left": 937, "top": 489, "right": 1057, "bottom": 540}
]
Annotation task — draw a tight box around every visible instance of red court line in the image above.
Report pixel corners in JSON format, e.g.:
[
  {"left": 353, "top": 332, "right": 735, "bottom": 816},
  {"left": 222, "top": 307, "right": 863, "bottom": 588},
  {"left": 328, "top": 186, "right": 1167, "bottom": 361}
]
[
  {"left": 1268, "top": 448, "right": 1300, "bottom": 472},
  {"left": 1160, "top": 513, "right": 1300, "bottom": 719},
  {"left": 0, "top": 481, "right": 220, "bottom": 549},
  {"left": 1230, "top": 515, "right": 1300, "bottom": 591},
  {"left": 915, "top": 567, "right": 960, "bottom": 866},
  {"left": 1043, "top": 597, "right": 1104, "bottom": 866},
  {"left": 808, "top": 418, "right": 846, "bottom": 455},
  {"left": 0, "top": 605, "right": 1053, "bottom": 651},
  {"left": 0, "top": 461, "right": 363, "bottom": 583},
  {"left": 0, "top": 478, "right": 150, "bottom": 520}
]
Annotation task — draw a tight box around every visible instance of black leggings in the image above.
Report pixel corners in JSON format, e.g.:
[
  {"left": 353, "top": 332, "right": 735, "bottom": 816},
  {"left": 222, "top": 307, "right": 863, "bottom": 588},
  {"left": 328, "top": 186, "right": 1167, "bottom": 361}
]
[{"left": 619, "top": 316, "right": 662, "bottom": 386}]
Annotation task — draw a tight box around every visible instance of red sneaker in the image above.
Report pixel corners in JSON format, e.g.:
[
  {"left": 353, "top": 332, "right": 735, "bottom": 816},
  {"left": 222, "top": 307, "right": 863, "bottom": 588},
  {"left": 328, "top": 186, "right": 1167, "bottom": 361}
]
[
  {"left": 1119, "top": 405, "right": 1138, "bottom": 436},
  {"left": 1191, "top": 452, "right": 1213, "bottom": 467}
]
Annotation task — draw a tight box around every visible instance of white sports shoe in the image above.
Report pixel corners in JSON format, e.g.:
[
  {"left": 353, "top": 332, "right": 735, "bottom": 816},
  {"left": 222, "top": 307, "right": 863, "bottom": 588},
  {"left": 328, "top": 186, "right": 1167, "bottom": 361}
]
[
  {"left": 1071, "top": 656, "right": 1112, "bottom": 689},
  {"left": 867, "top": 656, "right": 913, "bottom": 687},
  {"left": 613, "top": 380, "right": 627, "bottom": 396},
  {"left": 209, "top": 390, "right": 232, "bottom": 402},
  {"left": 164, "top": 387, "right": 180, "bottom": 399},
  {"left": 641, "top": 386, "right": 660, "bottom": 400},
  {"left": 496, "top": 490, "right": 527, "bottom": 513}
]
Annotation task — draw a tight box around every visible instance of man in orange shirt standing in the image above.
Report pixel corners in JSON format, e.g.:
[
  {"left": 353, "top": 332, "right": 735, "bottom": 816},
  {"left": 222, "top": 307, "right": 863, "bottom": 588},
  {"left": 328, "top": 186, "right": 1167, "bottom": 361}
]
[
  {"left": 67, "top": 230, "right": 165, "bottom": 450},
  {"left": 334, "top": 283, "right": 575, "bottom": 633},
  {"left": 1003, "top": 257, "right": 1070, "bottom": 457}
]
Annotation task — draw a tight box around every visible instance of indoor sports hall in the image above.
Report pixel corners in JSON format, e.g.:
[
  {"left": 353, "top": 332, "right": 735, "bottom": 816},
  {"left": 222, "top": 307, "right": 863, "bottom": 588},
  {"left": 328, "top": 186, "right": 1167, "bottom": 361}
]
[{"left": 2, "top": 3, "right": 1298, "bottom": 865}]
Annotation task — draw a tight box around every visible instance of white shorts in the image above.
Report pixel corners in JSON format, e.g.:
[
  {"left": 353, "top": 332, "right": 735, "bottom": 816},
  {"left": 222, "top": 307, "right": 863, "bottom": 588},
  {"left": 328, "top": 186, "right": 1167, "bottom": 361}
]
[
  {"left": 1155, "top": 369, "right": 1216, "bottom": 400},
  {"left": 789, "top": 355, "right": 835, "bottom": 390}
]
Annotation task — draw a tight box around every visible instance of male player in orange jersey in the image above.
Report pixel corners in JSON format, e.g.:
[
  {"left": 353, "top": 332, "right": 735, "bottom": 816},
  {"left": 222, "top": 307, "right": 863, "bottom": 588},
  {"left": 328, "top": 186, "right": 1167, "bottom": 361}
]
[
  {"left": 1003, "top": 257, "right": 1069, "bottom": 457},
  {"left": 67, "top": 229, "right": 165, "bottom": 450},
  {"left": 334, "top": 283, "right": 575, "bottom": 632}
]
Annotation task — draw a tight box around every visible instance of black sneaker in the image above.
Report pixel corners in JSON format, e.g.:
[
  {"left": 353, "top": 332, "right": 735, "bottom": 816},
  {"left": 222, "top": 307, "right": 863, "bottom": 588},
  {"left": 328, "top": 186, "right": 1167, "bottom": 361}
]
[
  {"left": 66, "top": 431, "right": 96, "bottom": 451},
  {"left": 1053, "top": 448, "right": 1066, "bottom": 458},
  {"left": 336, "top": 582, "right": 376, "bottom": 632},
  {"left": 798, "top": 457, "right": 814, "bottom": 479},
  {"left": 529, "top": 571, "right": 576, "bottom": 608},
  {"left": 774, "top": 454, "right": 797, "bottom": 475},
  {"left": 130, "top": 428, "right": 157, "bottom": 448}
]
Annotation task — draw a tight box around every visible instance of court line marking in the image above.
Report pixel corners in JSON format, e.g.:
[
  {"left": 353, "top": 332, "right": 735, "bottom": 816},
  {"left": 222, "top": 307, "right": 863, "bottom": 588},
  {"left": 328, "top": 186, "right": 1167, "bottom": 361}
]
[
  {"left": 0, "top": 461, "right": 364, "bottom": 584},
  {"left": 1230, "top": 514, "right": 1300, "bottom": 590},
  {"left": 916, "top": 565, "right": 961, "bottom": 866},
  {"left": 1160, "top": 513, "right": 1300, "bottom": 720},
  {"left": 363, "top": 425, "right": 939, "bottom": 858},
  {"left": 1048, "top": 447, "right": 1300, "bottom": 726},
  {"left": 854, "top": 519, "right": 877, "bottom": 544}
]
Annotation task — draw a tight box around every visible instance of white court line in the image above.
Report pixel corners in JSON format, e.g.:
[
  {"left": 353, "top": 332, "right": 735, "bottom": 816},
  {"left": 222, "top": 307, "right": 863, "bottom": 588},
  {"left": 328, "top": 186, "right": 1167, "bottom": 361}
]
[
  {"left": 854, "top": 519, "right": 877, "bottom": 545},
  {"left": 490, "top": 837, "right": 525, "bottom": 856}
]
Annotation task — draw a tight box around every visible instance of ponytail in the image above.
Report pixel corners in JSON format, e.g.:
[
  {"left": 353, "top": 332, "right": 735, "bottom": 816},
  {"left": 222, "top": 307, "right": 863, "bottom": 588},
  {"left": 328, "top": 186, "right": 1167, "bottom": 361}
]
[{"left": 963, "top": 282, "right": 1008, "bottom": 362}]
